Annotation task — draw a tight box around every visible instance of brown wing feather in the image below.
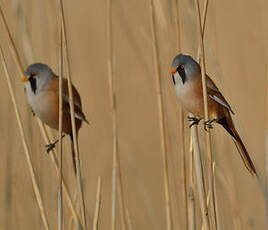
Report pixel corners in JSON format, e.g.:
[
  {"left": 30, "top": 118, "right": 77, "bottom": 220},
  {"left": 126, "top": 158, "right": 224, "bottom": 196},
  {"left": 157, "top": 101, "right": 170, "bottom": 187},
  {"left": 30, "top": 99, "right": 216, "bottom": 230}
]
[
  {"left": 47, "top": 76, "right": 88, "bottom": 135},
  {"left": 206, "top": 75, "right": 234, "bottom": 114},
  {"left": 50, "top": 76, "right": 88, "bottom": 123}
]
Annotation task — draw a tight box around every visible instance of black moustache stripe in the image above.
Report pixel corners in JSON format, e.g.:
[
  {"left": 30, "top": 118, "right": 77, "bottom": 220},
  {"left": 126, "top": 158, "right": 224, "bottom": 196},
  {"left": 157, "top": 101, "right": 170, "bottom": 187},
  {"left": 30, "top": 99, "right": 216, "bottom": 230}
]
[
  {"left": 29, "top": 77, "right": 37, "bottom": 94},
  {"left": 178, "top": 68, "right": 186, "bottom": 84},
  {"left": 172, "top": 74, "right": 176, "bottom": 85}
]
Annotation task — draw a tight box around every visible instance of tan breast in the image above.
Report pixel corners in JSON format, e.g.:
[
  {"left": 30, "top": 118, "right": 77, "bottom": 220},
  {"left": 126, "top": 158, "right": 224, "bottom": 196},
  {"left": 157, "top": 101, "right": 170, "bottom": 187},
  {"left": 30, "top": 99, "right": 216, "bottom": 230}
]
[{"left": 174, "top": 75, "right": 223, "bottom": 120}]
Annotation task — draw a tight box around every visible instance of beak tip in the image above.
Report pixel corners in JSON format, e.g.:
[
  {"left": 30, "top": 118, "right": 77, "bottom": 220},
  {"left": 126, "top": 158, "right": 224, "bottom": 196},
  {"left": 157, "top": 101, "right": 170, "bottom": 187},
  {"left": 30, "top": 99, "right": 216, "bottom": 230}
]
[
  {"left": 21, "top": 77, "right": 28, "bottom": 82},
  {"left": 171, "top": 69, "right": 176, "bottom": 74}
]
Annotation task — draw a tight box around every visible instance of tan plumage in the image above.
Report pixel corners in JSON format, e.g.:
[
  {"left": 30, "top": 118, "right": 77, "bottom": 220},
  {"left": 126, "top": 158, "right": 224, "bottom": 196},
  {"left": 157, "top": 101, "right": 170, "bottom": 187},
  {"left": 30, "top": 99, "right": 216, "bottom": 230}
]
[
  {"left": 23, "top": 63, "right": 88, "bottom": 173},
  {"left": 44, "top": 76, "right": 88, "bottom": 134},
  {"left": 171, "top": 54, "right": 256, "bottom": 175}
]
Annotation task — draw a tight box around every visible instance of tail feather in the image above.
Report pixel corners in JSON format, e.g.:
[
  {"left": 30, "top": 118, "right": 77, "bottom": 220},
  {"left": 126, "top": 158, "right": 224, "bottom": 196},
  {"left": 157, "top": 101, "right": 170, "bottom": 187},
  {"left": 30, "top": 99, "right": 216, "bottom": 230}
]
[{"left": 217, "top": 117, "right": 256, "bottom": 175}]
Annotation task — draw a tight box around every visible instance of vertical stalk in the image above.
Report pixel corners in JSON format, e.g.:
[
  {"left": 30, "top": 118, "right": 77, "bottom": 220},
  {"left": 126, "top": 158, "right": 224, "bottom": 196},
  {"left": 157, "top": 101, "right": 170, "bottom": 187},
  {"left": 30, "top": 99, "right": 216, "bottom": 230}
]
[
  {"left": 188, "top": 139, "right": 196, "bottom": 230},
  {"left": 172, "top": 0, "right": 188, "bottom": 229},
  {"left": 58, "top": 25, "right": 63, "bottom": 230},
  {"left": 191, "top": 127, "right": 210, "bottom": 230},
  {"left": 194, "top": 0, "right": 218, "bottom": 229},
  {"left": 149, "top": 0, "right": 172, "bottom": 229},
  {"left": 106, "top": 0, "right": 117, "bottom": 229},
  {"left": 58, "top": 1, "right": 87, "bottom": 228},
  {"left": 266, "top": 63, "right": 268, "bottom": 229},
  {"left": 106, "top": 1, "right": 128, "bottom": 229},
  {"left": 0, "top": 47, "right": 50, "bottom": 230},
  {"left": 93, "top": 176, "right": 102, "bottom": 230}
]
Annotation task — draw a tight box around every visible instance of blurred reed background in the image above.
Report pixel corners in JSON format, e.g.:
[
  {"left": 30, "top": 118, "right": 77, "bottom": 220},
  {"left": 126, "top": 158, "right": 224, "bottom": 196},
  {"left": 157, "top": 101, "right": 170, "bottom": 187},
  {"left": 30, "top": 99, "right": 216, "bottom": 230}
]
[{"left": 0, "top": 0, "right": 267, "bottom": 229}]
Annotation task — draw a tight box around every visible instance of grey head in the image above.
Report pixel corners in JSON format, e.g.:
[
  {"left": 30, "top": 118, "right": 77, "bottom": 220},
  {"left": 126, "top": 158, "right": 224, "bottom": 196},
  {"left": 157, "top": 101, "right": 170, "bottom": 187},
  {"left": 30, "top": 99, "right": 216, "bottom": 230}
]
[
  {"left": 171, "top": 54, "right": 201, "bottom": 85},
  {"left": 24, "top": 63, "right": 54, "bottom": 94}
]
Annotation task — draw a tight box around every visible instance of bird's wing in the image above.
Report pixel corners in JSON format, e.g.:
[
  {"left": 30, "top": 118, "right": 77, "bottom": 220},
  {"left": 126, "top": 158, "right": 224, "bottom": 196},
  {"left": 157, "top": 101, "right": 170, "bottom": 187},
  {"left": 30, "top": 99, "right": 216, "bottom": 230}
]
[
  {"left": 62, "top": 79, "right": 89, "bottom": 124},
  {"left": 62, "top": 94, "right": 89, "bottom": 124},
  {"left": 51, "top": 76, "right": 89, "bottom": 123},
  {"left": 206, "top": 75, "right": 235, "bottom": 114}
]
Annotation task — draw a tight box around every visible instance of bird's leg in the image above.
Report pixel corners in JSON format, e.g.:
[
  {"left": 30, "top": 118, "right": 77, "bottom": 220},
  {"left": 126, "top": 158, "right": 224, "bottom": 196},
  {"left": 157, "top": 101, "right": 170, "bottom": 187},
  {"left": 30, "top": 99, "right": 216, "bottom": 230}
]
[
  {"left": 188, "top": 116, "right": 201, "bottom": 128},
  {"left": 204, "top": 118, "right": 217, "bottom": 131},
  {"left": 45, "top": 134, "right": 66, "bottom": 153}
]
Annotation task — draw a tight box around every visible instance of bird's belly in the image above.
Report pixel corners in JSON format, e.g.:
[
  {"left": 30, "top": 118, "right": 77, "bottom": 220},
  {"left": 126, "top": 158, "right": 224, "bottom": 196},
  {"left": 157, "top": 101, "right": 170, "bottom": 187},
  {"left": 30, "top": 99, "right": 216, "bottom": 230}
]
[
  {"left": 175, "top": 83, "right": 204, "bottom": 117},
  {"left": 28, "top": 91, "right": 59, "bottom": 130},
  {"left": 175, "top": 84, "right": 220, "bottom": 119}
]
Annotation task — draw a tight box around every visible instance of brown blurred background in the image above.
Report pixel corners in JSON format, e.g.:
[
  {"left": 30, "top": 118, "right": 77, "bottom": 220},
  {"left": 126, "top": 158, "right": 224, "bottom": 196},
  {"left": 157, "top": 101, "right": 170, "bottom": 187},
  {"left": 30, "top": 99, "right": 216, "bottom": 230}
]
[{"left": 0, "top": 0, "right": 267, "bottom": 229}]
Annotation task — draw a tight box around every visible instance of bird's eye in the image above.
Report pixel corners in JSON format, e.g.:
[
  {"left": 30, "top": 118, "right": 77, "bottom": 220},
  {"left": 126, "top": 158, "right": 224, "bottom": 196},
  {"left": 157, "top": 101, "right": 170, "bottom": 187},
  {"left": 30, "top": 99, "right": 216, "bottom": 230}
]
[
  {"left": 30, "top": 73, "right": 36, "bottom": 78},
  {"left": 177, "top": 65, "right": 184, "bottom": 71},
  {"left": 176, "top": 64, "right": 186, "bottom": 84}
]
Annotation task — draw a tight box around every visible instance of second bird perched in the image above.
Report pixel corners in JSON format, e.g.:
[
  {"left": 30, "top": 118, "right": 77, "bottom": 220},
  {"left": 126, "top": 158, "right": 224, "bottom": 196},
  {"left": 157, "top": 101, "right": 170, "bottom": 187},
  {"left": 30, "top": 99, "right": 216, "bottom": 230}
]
[
  {"left": 22, "top": 63, "right": 88, "bottom": 173},
  {"left": 171, "top": 54, "right": 256, "bottom": 175}
]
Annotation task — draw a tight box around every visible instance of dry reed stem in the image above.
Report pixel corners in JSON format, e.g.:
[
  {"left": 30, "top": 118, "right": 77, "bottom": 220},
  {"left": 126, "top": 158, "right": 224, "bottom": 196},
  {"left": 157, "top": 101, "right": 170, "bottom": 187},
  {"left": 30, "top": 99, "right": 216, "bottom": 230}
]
[
  {"left": 191, "top": 127, "right": 210, "bottom": 230},
  {"left": 215, "top": 165, "right": 242, "bottom": 230},
  {"left": 188, "top": 187, "right": 195, "bottom": 230},
  {"left": 106, "top": 0, "right": 117, "bottom": 229},
  {"left": 188, "top": 0, "right": 210, "bottom": 228},
  {"left": 188, "top": 136, "right": 195, "bottom": 230},
  {"left": 149, "top": 0, "right": 172, "bottom": 229},
  {"left": 197, "top": 0, "right": 209, "bottom": 64},
  {"left": 0, "top": 46, "right": 50, "bottom": 230},
  {"left": 106, "top": 0, "right": 128, "bottom": 229},
  {"left": 117, "top": 158, "right": 128, "bottom": 230},
  {"left": 93, "top": 176, "right": 102, "bottom": 230},
  {"left": 0, "top": 5, "right": 24, "bottom": 73},
  {"left": 68, "top": 217, "right": 74, "bottom": 230},
  {"left": 0, "top": 4, "right": 82, "bottom": 228},
  {"left": 172, "top": 0, "right": 188, "bottom": 229},
  {"left": 58, "top": 1, "right": 87, "bottom": 228},
  {"left": 266, "top": 64, "right": 268, "bottom": 229},
  {"left": 111, "top": 150, "right": 117, "bottom": 230},
  {"left": 17, "top": 7, "right": 34, "bottom": 64},
  {"left": 58, "top": 26, "right": 64, "bottom": 230},
  {"left": 173, "top": 0, "right": 181, "bottom": 51},
  {"left": 126, "top": 208, "right": 133, "bottom": 230},
  {"left": 179, "top": 107, "right": 188, "bottom": 229},
  {"left": 212, "top": 163, "right": 220, "bottom": 230},
  {"left": 194, "top": 0, "right": 218, "bottom": 228}
]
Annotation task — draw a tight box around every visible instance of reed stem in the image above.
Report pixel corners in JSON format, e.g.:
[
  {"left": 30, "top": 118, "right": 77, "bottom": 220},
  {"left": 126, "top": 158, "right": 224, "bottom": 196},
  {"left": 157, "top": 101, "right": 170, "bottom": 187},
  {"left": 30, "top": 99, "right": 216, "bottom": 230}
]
[
  {"left": 58, "top": 25, "right": 64, "bottom": 230},
  {"left": 195, "top": 0, "right": 218, "bottom": 228},
  {"left": 0, "top": 46, "right": 50, "bottom": 230},
  {"left": 191, "top": 126, "right": 210, "bottom": 230},
  {"left": 58, "top": 1, "right": 87, "bottom": 228},
  {"left": 172, "top": 0, "right": 188, "bottom": 229},
  {"left": 93, "top": 176, "right": 102, "bottom": 230},
  {"left": 149, "top": 0, "right": 172, "bottom": 229}
]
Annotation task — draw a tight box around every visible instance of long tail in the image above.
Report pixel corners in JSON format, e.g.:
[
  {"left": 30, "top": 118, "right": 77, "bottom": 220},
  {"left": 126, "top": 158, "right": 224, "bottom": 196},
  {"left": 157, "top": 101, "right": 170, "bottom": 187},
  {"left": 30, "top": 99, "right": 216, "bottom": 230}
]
[
  {"left": 217, "top": 116, "right": 256, "bottom": 175},
  {"left": 69, "top": 134, "right": 77, "bottom": 175}
]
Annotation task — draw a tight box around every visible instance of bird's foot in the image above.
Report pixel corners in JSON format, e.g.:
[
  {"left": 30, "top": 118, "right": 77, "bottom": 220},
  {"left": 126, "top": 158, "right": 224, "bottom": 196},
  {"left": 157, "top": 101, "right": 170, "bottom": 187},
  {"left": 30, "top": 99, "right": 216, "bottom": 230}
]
[
  {"left": 188, "top": 116, "right": 201, "bottom": 128},
  {"left": 204, "top": 119, "right": 217, "bottom": 131},
  {"left": 45, "top": 134, "right": 66, "bottom": 153},
  {"left": 45, "top": 143, "right": 56, "bottom": 153},
  {"left": 31, "top": 108, "right": 35, "bottom": 117}
]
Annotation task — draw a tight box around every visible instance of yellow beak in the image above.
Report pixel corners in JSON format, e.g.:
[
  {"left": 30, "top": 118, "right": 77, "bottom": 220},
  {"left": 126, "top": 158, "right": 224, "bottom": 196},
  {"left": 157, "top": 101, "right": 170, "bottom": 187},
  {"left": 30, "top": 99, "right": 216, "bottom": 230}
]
[
  {"left": 21, "top": 77, "right": 29, "bottom": 82},
  {"left": 171, "top": 68, "right": 177, "bottom": 74}
]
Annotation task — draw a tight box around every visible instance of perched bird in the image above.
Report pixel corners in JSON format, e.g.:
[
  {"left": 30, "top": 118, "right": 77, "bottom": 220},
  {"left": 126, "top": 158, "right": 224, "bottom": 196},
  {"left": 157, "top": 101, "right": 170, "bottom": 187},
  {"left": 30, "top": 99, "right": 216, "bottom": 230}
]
[
  {"left": 171, "top": 54, "right": 256, "bottom": 175},
  {"left": 22, "top": 63, "right": 88, "bottom": 173}
]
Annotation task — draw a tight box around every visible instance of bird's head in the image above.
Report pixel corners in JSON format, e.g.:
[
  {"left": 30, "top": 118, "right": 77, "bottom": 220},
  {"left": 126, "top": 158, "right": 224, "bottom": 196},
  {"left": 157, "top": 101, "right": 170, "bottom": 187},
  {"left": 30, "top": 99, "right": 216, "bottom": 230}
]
[
  {"left": 170, "top": 54, "right": 201, "bottom": 85},
  {"left": 22, "top": 63, "right": 54, "bottom": 94}
]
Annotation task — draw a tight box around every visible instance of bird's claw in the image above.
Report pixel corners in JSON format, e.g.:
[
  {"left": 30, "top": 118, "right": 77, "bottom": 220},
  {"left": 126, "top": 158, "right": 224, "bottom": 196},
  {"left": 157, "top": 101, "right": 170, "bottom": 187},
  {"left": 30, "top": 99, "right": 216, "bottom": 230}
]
[
  {"left": 204, "top": 119, "right": 216, "bottom": 132},
  {"left": 45, "top": 143, "right": 55, "bottom": 153},
  {"left": 188, "top": 116, "right": 201, "bottom": 128},
  {"left": 31, "top": 108, "right": 35, "bottom": 117}
]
